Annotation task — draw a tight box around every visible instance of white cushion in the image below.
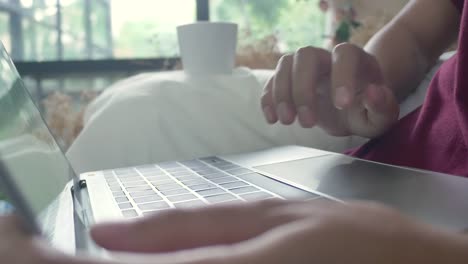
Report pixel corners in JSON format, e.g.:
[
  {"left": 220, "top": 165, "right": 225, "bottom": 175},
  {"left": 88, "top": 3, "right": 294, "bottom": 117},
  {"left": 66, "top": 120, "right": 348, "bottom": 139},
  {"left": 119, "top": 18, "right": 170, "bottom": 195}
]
[{"left": 67, "top": 54, "right": 452, "bottom": 173}]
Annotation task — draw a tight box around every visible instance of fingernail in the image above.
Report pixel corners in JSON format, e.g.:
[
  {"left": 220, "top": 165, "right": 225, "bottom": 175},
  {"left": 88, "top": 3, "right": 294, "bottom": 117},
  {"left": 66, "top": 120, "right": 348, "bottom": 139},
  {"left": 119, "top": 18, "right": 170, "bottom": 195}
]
[
  {"left": 263, "top": 106, "right": 276, "bottom": 124},
  {"left": 335, "top": 86, "right": 352, "bottom": 109},
  {"left": 297, "top": 106, "right": 315, "bottom": 128},
  {"left": 277, "top": 102, "right": 294, "bottom": 124}
]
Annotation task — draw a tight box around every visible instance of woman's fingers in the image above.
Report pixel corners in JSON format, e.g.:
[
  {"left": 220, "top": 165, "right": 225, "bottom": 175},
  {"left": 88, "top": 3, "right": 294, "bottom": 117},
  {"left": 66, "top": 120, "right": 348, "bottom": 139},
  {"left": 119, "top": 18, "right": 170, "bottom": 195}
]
[{"left": 91, "top": 200, "right": 296, "bottom": 253}]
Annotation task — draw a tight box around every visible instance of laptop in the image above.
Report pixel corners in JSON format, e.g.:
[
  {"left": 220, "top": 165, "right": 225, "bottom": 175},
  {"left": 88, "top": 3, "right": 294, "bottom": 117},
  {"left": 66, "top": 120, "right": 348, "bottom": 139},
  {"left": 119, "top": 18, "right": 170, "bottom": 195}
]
[{"left": 1, "top": 42, "right": 468, "bottom": 256}]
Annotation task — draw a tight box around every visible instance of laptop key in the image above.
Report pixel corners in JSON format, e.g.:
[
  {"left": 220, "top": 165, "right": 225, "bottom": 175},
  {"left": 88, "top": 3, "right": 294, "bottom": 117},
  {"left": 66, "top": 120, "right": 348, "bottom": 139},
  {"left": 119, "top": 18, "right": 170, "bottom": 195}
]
[
  {"left": 210, "top": 176, "right": 237, "bottom": 184},
  {"left": 146, "top": 175, "right": 171, "bottom": 181},
  {"left": 199, "top": 156, "right": 223, "bottom": 163},
  {"left": 125, "top": 186, "right": 152, "bottom": 192},
  {"left": 240, "top": 192, "right": 274, "bottom": 201},
  {"left": 118, "top": 202, "right": 133, "bottom": 210},
  {"left": 143, "top": 172, "right": 167, "bottom": 177},
  {"left": 189, "top": 165, "right": 210, "bottom": 171},
  {"left": 180, "top": 179, "right": 208, "bottom": 186},
  {"left": 133, "top": 195, "right": 163, "bottom": 204},
  {"left": 211, "top": 163, "right": 233, "bottom": 170},
  {"left": 107, "top": 181, "right": 120, "bottom": 187},
  {"left": 174, "top": 200, "right": 206, "bottom": 208},
  {"left": 143, "top": 210, "right": 169, "bottom": 216},
  {"left": 219, "top": 181, "right": 249, "bottom": 189},
  {"left": 129, "top": 190, "right": 156, "bottom": 198},
  {"left": 204, "top": 193, "right": 237, "bottom": 203},
  {"left": 119, "top": 176, "right": 143, "bottom": 181},
  {"left": 149, "top": 179, "right": 174, "bottom": 186},
  {"left": 119, "top": 177, "right": 143, "bottom": 182},
  {"left": 122, "top": 181, "right": 148, "bottom": 187},
  {"left": 155, "top": 183, "right": 183, "bottom": 191},
  {"left": 115, "top": 197, "right": 129, "bottom": 203},
  {"left": 188, "top": 183, "right": 215, "bottom": 191},
  {"left": 197, "top": 188, "right": 225, "bottom": 197},
  {"left": 116, "top": 173, "right": 140, "bottom": 178},
  {"left": 138, "top": 201, "right": 170, "bottom": 211},
  {"left": 229, "top": 186, "right": 259, "bottom": 194},
  {"left": 122, "top": 182, "right": 147, "bottom": 188},
  {"left": 160, "top": 188, "right": 190, "bottom": 196},
  {"left": 110, "top": 186, "right": 122, "bottom": 192},
  {"left": 168, "top": 170, "right": 191, "bottom": 176},
  {"left": 195, "top": 169, "right": 218, "bottom": 176},
  {"left": 202, "top": 173, "right": 228, "bottom": 180},
  {"left": 174, "top": 175, "right": 199, "bottom": 181},
  {"left": 167, "top": 194, "right": 197, "bottom": 203},
  {"left": 121, "top": 209, "right": 138, "bottom": 218},
  {"left": 165, "top": 168, "right": 190, "bottom": 174},
  {"left": 112, "top": 191, "right": 126, "bottom": 197},
  {"left": 215, "top": 164, "right": 241, "bottom": 171}
]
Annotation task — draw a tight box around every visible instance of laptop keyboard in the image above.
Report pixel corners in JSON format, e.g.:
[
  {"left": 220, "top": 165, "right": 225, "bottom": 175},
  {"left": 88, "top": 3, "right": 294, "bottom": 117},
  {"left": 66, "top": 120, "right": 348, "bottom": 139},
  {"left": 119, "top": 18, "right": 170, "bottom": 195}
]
[{"left": 102, "top": 157, "right": 283, "bottom": 218}]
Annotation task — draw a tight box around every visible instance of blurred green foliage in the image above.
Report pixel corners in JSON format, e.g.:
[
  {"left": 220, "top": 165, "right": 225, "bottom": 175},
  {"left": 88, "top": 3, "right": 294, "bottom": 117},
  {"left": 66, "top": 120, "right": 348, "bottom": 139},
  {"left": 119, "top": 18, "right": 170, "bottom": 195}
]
[{"left": 212, "top": 0, "right": 325, "bottom": 51}]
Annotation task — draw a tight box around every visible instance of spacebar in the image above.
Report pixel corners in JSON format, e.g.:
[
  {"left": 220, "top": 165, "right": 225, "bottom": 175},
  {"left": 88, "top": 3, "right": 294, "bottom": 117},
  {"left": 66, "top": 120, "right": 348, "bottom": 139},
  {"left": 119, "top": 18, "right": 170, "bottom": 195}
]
[{"left": 236, "top": 173, "right": 320, "bottom": 200}]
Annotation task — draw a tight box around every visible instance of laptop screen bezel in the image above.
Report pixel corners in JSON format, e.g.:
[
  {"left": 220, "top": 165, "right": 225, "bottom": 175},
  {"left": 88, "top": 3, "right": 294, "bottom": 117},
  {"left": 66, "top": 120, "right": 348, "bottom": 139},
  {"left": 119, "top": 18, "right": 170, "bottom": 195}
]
[
  {"left": 0, "top": 157, "right": 41, "bottom": 235},
  {"left": 0, "top": 42, "right": 84, "bottom": 239}
]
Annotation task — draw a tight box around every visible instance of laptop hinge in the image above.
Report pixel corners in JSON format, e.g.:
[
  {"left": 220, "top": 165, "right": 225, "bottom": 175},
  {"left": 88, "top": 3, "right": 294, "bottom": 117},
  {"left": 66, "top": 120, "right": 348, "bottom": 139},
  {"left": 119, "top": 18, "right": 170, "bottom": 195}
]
[{"left": 79, "top": 180, "right": 87, "bottom": 189}]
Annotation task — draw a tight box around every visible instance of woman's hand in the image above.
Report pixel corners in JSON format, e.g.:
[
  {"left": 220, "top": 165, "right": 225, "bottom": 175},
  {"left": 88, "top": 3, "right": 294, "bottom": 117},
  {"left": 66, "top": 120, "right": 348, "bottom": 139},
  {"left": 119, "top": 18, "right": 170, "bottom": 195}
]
[
  {"left": 261, "top": 43, "right": 399, "bottom": 138},
  {"left": 3, "top": 199, "right": 467, "bottom": 264},
  {"left": 91, "top": 200, "right": 468, "bottom": 264}
]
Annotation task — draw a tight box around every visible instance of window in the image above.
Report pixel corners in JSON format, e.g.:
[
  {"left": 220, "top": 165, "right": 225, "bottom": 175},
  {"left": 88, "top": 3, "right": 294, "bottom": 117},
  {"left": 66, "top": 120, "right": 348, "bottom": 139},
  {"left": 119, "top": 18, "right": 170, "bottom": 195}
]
[
  {"left": 112, "top": 0, "right": 196, "bottom": 59},
  {"left": 20, "top": 0, "right": 60, "bottom": 61},
  {"left": 0, "top": 0, "right": 197, "bottom": 61},
  {"left": 0, "top": 12, "right": 10, "bottom": 51},
  {"left": 0, "top": 0, "right": 113, "bottom": 61}
]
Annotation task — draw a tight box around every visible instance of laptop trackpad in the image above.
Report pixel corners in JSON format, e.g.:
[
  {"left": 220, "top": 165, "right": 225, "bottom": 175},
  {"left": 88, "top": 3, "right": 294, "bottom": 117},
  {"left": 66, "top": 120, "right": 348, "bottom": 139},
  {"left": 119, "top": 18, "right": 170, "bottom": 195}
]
[
  {"left": 254, "top": 154, "right": 374, "bottom": 199},
  {"left": 255, "top": 155, "right": 468, "bottom": 230}
]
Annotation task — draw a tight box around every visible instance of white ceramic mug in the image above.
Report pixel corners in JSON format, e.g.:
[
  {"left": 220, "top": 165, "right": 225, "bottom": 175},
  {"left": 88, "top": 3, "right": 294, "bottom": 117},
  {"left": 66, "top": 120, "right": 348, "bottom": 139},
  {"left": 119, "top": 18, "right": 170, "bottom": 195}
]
[{"left": 177, "top": 22, "right": 238, "bottom": 75}]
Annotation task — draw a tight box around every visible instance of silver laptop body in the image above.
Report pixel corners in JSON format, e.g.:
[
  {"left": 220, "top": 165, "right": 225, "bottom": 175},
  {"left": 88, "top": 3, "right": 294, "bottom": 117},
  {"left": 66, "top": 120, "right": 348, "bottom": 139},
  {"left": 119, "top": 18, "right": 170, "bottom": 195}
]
[{"left": 0, "top": 42, "right": 468, "bottom": 256}]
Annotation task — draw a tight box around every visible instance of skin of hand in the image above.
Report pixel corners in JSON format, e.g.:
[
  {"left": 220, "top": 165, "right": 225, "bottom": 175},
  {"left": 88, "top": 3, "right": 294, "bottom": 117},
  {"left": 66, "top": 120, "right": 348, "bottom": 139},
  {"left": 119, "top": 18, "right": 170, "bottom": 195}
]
[
  {"left": 261, "top": 43, "right": 400, "bottom": 138},
  {"left": 2, "top": 200, "right": 468, "bottom": 264}
]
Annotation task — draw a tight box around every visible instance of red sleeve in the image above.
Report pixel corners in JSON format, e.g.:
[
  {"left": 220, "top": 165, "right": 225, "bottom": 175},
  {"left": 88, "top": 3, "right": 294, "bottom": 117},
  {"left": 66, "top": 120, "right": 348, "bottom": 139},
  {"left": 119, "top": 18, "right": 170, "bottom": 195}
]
[{"left": 452, "top": 0, "right": 464, "bottom": 12}]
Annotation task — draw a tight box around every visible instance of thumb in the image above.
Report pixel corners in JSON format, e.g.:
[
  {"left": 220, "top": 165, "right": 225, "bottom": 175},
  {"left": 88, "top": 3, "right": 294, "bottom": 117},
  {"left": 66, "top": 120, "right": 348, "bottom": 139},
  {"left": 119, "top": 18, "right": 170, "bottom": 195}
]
[
  {"left": 331, "top": 43, "right": 384, "bottom": 110},
  {"left": 362, "top": 84, "right": 399, "bottom": 137}
]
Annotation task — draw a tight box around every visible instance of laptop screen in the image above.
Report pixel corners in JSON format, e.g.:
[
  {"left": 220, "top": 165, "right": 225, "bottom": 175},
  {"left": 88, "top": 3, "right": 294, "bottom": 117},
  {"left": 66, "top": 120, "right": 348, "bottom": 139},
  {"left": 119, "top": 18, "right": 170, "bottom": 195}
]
[{"left": 0, "top": 43, "right": 76, "bottom": 241}]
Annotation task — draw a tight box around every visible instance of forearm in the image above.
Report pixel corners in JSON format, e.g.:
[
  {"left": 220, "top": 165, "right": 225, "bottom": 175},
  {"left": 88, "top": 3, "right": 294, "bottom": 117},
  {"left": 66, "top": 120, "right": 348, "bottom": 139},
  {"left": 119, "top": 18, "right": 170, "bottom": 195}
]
[
  {"left": 364, "top": 23, "right": 431, "bottom": 102},
  {"left": 363, "top": 0, "right": 460, "bottom": 102}
]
